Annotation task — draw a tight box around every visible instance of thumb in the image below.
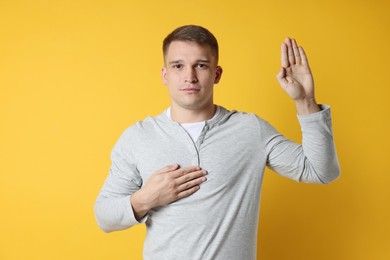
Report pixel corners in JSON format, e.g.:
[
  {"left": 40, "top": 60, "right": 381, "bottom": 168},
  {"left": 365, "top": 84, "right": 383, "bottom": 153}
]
[{"left": 276, "top": 67, "right": 286, "bottom": 85}]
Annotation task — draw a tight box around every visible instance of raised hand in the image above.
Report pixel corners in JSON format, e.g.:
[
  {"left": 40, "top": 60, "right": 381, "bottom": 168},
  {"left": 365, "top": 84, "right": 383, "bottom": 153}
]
[
  {"left": 276, "top": 38, "right": 320, "bottom": 114},
  {"left": 130, "top": 164, "right": 207, "bottom": 220}
]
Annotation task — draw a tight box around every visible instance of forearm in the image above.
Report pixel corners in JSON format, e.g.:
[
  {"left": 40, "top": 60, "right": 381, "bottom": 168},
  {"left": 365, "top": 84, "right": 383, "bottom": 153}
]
[
  {"left": 94, "top": 167, "right": 144, "bottom": 232},
  {"left": 94, "top": 195, "right": 140, "bottom": 233},
  {"left": 297, "top": 105, "right": 340, "bottom": 183},
  {"left": 265, "top": 105, "right": 340, "bottom": 184}
]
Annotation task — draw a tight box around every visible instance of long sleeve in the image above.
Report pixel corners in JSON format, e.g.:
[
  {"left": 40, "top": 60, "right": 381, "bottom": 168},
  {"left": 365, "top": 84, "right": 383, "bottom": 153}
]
[
  {"left": 263, "top": 105, "right": 340, "bottom": 184},
  {"left": 94, "top": 130, "right": 145, "bottom": 233}
]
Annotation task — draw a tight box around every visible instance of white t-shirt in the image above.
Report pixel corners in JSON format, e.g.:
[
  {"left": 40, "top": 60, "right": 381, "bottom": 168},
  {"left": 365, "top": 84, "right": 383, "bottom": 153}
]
[{"left": 167, "top": 106, "right": 220, "bottom": 142}]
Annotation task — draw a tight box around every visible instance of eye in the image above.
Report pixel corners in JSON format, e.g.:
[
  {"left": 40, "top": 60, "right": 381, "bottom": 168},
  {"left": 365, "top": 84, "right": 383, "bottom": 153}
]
[
  {"left": 172, "top": 64, "right": 182, "bottom": 69},
  {"left": 196, "top": 64, "right": 208, "bottom": 69}
]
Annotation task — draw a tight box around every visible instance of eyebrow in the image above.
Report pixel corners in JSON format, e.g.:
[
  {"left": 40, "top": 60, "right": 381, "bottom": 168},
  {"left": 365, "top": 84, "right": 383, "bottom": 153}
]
[{"left": 168, "top": 59, "right": 211, "bottom": 65}]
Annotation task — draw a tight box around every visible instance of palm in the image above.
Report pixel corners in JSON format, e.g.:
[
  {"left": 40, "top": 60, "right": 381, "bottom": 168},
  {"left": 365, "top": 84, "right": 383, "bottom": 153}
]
[{"left": 277, "top": 38, "right": 315, "bottom": 101}]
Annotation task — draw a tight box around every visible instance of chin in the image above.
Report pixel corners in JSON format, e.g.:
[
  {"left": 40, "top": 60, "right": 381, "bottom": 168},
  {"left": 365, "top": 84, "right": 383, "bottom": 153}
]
[
  {"left": 172, "top": 96, "right": 213, "bottom": 111},
  {"left": 181, "top": 104, "right": 203, "bottom": 110}
]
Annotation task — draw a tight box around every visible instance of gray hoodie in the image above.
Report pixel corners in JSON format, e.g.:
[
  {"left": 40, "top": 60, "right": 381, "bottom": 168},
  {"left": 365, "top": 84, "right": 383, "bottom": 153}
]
[{"left": 95, "top": 105, "right": 340, "bottom": 260}]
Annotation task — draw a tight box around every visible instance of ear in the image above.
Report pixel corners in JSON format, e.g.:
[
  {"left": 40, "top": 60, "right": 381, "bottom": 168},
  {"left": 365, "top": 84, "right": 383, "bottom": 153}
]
[
  {"left": 161, "top": 67, "right": 168, "bottom": 85},
  {"left": 214, "top": 66, "right": 223, "bottom": 84}
]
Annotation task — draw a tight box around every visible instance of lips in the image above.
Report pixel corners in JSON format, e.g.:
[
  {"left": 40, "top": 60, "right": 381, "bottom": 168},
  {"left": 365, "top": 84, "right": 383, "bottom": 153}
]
[{"left": 180, "top": 88, "right": 200, "bottom": 93}]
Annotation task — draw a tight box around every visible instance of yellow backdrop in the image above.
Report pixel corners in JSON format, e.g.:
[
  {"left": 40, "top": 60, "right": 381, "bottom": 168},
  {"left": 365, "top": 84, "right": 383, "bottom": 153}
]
[{"left": 1, "top": 0, "right": 389, "bottom": 259}]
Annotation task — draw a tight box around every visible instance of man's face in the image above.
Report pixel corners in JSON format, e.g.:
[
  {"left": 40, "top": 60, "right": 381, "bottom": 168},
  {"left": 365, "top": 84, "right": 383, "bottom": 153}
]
[{"left": 162, "top": 41, "right": 222, "bottom": 111}]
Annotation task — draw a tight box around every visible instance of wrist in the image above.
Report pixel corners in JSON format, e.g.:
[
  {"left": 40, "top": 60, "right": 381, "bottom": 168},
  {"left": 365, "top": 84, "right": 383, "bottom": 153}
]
[
  {"left": 294, "top": 98, "right": 321, "bottom": 115},
  {"left": 130, "top": 190, "right": 152, "bottom": 221}
]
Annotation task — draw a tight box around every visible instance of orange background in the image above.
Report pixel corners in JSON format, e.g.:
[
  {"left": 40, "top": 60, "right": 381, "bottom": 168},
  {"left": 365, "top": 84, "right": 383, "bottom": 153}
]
[{"left": 1, "top": 0, "right": 389, "bottom": 259}]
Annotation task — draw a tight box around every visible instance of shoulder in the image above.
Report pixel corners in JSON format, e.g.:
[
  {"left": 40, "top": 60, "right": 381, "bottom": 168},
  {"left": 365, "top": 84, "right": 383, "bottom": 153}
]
[
  {"left": 221, "top": 107, "right": 267, "bottom": 126},
  {"left": 113, "top": 111, "right": 167, "bottom": 145},
  {"left": 219, "top": 107, "right": 278, "bottom": 137},
  {"left": 120, "top": 114, "right": 165, "bottom": 138}
]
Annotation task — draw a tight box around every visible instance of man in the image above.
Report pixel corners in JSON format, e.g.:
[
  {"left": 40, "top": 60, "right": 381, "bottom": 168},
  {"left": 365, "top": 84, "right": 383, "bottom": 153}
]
[{"left": 94, "top": 25, "right": 340, "bottom": 259}]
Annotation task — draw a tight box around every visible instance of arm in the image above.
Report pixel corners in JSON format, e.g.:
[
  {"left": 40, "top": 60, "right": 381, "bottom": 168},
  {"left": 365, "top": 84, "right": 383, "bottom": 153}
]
[
  {"left": 94, "top": 132, "right": 207, "bottom": 232},
  {"left": 264, "top": 37, "right": 340, "bottom": 183},
  {"left": 262, "top": 106, "right": 340, "bottom": 184}
]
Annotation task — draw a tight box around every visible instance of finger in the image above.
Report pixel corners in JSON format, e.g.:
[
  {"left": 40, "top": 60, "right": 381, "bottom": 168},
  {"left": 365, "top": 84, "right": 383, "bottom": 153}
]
[
  {"left": 285, "top": 37, "right": 295, "bottom": 65},
  {"left": 177, "top": 175, "right": 206, "bottom": 192},
  {"left": 298, "top": 46, "right": 309, "bottom": 66},
  {"left": 281, "top": 42, "right": 289, "bottom": 68},
  {"left": 171, "top": 165, "right": 201, "bottom": 178},
  {"left": 292, "top": 38, "right": 301, "bottom": 64},
  {"left": 176, "top": 185, "right": 200, "bottom": 199},
  {"left": 155, "top": 164, "right": 180, "bottom": 174},
  {"left": 176, "top": 169, "right": 207, "bottom": 184}
]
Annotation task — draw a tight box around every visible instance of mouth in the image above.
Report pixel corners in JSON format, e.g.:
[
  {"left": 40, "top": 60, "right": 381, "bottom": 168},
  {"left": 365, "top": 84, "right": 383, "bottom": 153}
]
[{"left": 180, "top": 88, "right": 200, "bottom": 93}]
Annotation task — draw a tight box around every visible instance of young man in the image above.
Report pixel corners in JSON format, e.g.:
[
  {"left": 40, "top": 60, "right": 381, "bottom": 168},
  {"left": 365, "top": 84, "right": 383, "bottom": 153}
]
[{"left": 95, "top": 25, "right": 340, "bottom": 260}]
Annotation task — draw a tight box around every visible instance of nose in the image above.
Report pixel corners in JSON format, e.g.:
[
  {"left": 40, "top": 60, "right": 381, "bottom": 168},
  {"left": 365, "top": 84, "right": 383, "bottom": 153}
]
[{"left": 184, "top": 67, "right": 198, "bottom": 83}]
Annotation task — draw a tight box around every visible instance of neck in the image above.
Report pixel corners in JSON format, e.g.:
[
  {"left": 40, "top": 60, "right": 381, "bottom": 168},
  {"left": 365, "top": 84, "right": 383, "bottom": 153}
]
[{"left": 170, "top": 104, "right": 216, "bottom": 123}]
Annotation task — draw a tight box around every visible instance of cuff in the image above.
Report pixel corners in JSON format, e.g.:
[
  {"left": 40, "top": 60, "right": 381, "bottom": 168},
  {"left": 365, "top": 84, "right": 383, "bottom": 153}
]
[{"left": 297, "top": 104, "right": 331, "bottom": 123}]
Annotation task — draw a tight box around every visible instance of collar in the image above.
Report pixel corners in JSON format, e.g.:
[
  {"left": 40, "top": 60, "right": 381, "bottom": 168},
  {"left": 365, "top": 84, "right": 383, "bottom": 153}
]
[{"left": 156, "top": 105, "right": 235, "bottom": 127}]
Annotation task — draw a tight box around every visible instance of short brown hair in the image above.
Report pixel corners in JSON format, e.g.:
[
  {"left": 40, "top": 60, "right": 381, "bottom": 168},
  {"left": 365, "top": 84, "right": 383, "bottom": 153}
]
[{"left": 163, "top": 25, "right": 219, "bottom": 63}]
